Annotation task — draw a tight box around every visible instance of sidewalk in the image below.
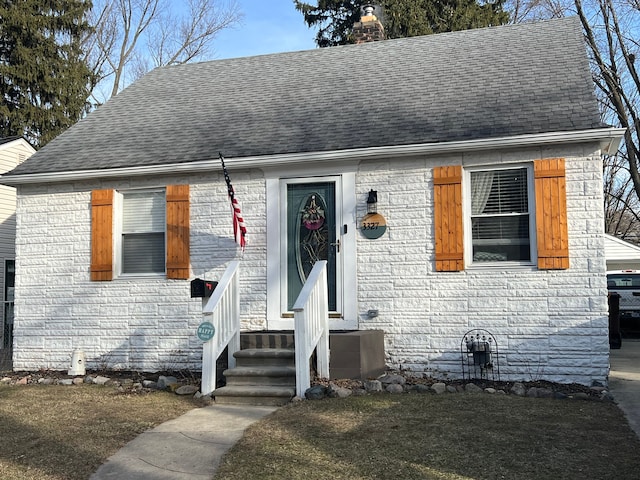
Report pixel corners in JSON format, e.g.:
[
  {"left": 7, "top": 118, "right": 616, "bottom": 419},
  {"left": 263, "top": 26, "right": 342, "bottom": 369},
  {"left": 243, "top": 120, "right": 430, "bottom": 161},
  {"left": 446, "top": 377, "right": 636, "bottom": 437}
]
[
  {"left": 609, "top": 339, "right": 640, "bottom": 438},
  {"left": 90, "top": 403, "right": 277, "bottom": 480}
]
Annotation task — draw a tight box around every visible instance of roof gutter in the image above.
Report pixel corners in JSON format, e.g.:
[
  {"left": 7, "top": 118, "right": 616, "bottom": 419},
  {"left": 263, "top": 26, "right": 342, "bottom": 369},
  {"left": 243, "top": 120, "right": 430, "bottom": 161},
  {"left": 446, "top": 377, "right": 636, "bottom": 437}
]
[{"left": 0, "top": 127, "right": 626, "bottom": 186}]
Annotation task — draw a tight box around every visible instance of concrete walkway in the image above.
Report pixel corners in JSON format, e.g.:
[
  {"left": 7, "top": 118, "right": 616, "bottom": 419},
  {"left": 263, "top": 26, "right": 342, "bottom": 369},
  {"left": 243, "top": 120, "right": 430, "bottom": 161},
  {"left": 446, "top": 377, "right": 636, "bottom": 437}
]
[
  {"left": 609, "top": 338, "right": 640, "bottom": 438},
  {"left": 90, "top": 403, "right": 277, "bottom": 480}
]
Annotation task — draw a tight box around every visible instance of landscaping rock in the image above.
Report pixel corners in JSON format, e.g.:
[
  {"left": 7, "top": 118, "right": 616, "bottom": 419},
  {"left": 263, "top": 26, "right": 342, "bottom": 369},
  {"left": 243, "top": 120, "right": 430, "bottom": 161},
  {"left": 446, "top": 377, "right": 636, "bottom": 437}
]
[
  {"left": 94, "top": 376, "right": 110, "bottom": 385},
  {"left": 510, "top": 382, "right": 526, "bottom": 396},
  {"left": 157, "top": 375, "right": 178, "bottom": 390},
  {"left": 537, "top": 388, "right": 554, "bottom": 398},
  {"left": 526, "top": 387, "right": 540, "bottom": 398},
  {"left": 305, "top": 385, "right": 326, "bottom": 400},
  {"left": 328, "top": 384, "right": 353, "bottom": 398},
  {"left": 364, "top": 380, "right": 382, "bottom": 393},
  {"left": 386, "top": 383, "right": 404, "bottom": 394},
  {"left": 465, "top": 383, "right": 483, "bottom": 393},
  {"left": 526, "top": 387, "right": 555, "bottom": 398},
  {"left": 0, "top": 368, "right": 606, "bottom": 406},
  {"left": 414, "top": 384, "right": 431, "bottom": 394},
  {"left": 431, "top": 382, "right": 447, "bottom": 394},
  {"left": 379, "top": 374, "right": 406, "bottom": 385},
  {"left": 175, "top": 385, "right": 199, "bottom": 395}
]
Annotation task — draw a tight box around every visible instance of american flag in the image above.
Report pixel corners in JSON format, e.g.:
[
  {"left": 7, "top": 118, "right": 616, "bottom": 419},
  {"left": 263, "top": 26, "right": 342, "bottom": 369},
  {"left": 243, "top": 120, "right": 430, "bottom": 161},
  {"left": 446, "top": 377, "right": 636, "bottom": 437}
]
[{"left": 220, "top": 153, "right": 246, "bottom": 251}]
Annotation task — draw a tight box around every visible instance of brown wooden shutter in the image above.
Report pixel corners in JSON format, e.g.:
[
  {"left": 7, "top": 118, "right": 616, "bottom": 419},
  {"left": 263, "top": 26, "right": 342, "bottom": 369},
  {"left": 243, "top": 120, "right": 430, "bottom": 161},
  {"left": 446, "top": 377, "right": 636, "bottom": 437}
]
[
  {"left": 534, "top": 158, "right": 569, "bottom": 270},
  {"left": 433, "top": 165, "right": 464, "bottom": 272},
  {"left": 166, "top": 184, "right": 190, "bottom": 279},
  {"left": 90, "top": 189, "right": 114, "bottom": 281}
]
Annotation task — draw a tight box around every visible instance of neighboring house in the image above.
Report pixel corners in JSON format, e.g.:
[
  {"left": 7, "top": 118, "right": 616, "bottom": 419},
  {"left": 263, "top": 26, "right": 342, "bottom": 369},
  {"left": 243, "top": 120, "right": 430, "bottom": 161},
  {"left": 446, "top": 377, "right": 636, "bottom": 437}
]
[
  {"left": 605, "top": 234, "right": 640, "bottom": 271},
  {"left": 0, "top": 17, "right": 625, "bottom": 386},
  {"left": 0, "top": 137, "right": 35, "bottom": 365}
]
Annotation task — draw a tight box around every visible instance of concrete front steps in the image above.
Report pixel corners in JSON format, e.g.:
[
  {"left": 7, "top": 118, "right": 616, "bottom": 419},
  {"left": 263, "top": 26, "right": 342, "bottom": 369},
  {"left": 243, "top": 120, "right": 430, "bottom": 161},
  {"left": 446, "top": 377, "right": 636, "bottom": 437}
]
[
  {"left": 212, "top": 330, "right": 386, "bottom": 406},
  {"left": 213, "top": 348, "right": 297, "bottom": 406}
]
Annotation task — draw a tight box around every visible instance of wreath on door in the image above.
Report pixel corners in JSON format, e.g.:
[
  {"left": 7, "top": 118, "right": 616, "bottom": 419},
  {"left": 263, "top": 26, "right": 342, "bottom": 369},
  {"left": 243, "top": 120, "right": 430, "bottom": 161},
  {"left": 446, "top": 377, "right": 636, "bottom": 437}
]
[{"left": 301, "top": 195, "right": 325, "bottom": 230}]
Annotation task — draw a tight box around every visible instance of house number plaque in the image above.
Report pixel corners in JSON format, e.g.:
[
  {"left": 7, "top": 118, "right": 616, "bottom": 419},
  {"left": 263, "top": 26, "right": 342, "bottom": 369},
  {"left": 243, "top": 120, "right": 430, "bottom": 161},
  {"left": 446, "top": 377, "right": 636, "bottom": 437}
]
[{"left": 360, "top": 213, "right": 387, "bottom": 239}]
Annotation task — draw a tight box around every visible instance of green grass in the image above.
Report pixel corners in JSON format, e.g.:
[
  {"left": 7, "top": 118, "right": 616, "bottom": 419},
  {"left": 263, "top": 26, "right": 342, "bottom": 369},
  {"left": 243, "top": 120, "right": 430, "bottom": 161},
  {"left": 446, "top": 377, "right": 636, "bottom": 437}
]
[{"left": 214, "top": 393, "right": 640, "bottom": 480}]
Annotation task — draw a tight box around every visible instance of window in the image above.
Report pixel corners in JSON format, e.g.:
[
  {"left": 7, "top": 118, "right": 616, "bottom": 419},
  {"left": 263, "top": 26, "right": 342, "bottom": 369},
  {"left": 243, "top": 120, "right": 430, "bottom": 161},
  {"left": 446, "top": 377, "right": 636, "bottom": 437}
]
[
  {"left": 121, "top": 190, "right": 166, "bottom": 274},
  {"left": 433, "top": 158, "right": 568, "bottom": 271},
  {"left": 468, "top": 166, "right": 534, "bottom": 264},
  {"left": 91, "top": 185, "right": 190, "bottom": 281}
]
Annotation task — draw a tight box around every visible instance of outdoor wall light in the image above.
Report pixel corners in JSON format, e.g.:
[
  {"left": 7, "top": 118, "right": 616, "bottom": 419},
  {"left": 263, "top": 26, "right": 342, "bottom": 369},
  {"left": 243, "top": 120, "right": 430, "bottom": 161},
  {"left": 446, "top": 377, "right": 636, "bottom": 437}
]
[
  {"left": 367, "top": 189, "right": 378, "bottom": 214},
  {"left": 361, "top": 189, "right": 386, "bottom": 239}
]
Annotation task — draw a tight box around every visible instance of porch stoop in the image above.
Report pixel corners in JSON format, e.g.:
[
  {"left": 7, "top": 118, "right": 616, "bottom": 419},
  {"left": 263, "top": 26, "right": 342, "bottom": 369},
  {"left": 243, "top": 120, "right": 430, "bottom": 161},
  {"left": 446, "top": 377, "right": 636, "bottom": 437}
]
[
  {"left": 211, "top": 330, "right": 385, "bottom": 405},
  {"left": 213, "top": 348, "right": 297, "bottom": 406}
]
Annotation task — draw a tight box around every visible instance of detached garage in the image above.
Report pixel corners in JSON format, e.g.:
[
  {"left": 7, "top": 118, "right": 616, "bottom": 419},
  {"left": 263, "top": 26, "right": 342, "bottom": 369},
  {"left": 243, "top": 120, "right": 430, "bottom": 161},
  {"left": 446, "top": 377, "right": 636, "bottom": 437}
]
[{"left": 605, "top": 234, "right": 640, "bottom": 271}]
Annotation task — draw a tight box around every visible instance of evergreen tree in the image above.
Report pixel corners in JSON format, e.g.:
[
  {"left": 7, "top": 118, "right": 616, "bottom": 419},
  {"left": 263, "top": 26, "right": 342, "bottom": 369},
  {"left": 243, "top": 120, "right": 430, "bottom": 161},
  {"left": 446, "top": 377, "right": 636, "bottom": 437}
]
[
  {"left": 0, "top": 0, "right": 95, "bottom": 147},
  {"left": 294, "top": 0, "right": 510, "bottom": 47}
]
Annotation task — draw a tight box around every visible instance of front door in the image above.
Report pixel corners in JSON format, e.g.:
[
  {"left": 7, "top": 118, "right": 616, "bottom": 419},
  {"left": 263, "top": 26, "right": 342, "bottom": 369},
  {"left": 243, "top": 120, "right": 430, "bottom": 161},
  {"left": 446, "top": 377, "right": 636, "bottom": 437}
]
[
  {"left": 266, "top": 172, "right": 357, "bottom": 330},
  {"left": 285, "top": 180, "right": 340, "bottom": 313}
]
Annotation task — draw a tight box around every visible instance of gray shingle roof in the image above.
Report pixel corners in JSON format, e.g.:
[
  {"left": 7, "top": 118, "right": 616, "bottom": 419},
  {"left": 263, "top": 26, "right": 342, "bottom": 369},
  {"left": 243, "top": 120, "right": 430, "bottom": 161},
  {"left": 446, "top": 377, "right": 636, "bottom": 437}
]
[{"left": 6, "top": 17, "right": 602, "bottom": 178}]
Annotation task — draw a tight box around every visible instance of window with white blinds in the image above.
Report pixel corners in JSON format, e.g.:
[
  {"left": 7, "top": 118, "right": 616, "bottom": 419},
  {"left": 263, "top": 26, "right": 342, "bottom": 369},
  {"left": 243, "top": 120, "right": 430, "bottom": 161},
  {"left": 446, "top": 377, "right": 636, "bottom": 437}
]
[
  {"left": 122, "top": 190, "right": 165, "bottom": 274},
  {"left": 469, "top": 167, "right": 533, "bottom": 263}
]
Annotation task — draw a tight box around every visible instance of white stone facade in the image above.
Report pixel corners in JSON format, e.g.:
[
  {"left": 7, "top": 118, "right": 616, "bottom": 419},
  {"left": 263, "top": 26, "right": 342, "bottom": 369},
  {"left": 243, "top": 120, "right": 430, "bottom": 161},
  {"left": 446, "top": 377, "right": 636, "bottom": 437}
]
[{"left": 12, "top": 141, "right": 609, "bottom": 385}]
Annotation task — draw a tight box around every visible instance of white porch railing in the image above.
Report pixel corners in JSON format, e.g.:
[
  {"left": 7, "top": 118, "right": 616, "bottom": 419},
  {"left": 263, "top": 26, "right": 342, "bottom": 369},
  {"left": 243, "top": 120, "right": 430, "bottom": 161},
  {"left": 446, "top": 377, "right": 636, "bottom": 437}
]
[
  {"left": 293, "top": 260, "right": 330, "bottom": 397},
  {"left": 200, "top": 260, "right": 241, "bottom": 395}
]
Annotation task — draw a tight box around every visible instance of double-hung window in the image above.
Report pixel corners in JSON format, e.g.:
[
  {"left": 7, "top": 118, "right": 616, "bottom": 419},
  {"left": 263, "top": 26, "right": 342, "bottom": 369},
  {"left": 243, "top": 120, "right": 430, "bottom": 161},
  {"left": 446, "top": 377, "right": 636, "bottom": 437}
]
[
  {"left": 468, "top": 166, "right": 535, "bottom": 265},
  {"left": 90, "top": 185, "right": 190, "bottom": 281},
  {"left": 433, "top": 158, "right": 568, "bottom": 272},
  {"left": 121, "top": 190, "right": 166, "bottom": 275}
]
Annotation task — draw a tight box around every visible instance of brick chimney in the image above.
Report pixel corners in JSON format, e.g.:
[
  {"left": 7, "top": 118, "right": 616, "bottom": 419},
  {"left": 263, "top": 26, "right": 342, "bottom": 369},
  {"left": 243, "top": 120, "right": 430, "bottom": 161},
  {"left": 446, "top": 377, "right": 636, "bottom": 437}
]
[{"left": 353, "top": 5, "right": 385, "bottom": 44}]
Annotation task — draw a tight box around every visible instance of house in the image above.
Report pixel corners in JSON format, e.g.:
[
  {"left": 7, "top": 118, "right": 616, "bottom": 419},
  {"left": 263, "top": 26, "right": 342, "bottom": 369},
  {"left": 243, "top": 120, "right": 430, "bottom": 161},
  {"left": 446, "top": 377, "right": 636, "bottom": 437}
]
[
  {"left": 0, "top": 137, "right": 35, "bottom": 367},
  {"left": 0, "top": 17, "right": 624, "bottom": 386},
  {"left": 605, "top": 234, "right": 640, "bottom": 271}
]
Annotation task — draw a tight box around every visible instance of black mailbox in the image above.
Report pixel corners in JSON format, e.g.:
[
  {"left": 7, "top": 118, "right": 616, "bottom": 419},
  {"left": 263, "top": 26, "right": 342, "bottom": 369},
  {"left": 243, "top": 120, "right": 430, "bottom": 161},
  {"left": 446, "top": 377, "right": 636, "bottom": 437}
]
[{"left": 190, "top": 278, "right": 218, "bottom": 298}]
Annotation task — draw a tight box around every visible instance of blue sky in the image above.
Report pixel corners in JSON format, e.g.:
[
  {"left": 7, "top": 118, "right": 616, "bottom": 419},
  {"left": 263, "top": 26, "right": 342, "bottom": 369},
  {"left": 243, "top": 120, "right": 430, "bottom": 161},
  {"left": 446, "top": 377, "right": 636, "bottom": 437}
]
[{"left": 212, "top": 1, "right": 317, "bottom": 59}]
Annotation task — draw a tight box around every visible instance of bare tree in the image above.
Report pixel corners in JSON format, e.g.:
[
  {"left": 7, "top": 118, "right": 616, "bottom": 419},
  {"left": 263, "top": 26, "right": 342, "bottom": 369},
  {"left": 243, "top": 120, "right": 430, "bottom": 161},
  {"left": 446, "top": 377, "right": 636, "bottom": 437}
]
[
  {"left": 86, "top": 0, "right": 242, "bottom": 104},
  {"left": 507, "top": 1, "right": 640, "bottom": 239},
  {"left": 506, "top": 0, "right": 569, "bottom": 22},
  {"left": 604, "top": 152, "right": 640, "bottom": 242},
  {"left": 574, "top": 0, "right": 640, "bottom": 202}
]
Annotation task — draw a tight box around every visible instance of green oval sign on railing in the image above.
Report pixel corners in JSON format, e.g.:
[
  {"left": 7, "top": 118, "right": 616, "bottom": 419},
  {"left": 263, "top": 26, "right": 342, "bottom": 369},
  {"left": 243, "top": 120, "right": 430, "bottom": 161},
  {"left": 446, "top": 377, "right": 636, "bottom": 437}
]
[{"left": 197, "top": 322, "right": 215, "bottom": 341}]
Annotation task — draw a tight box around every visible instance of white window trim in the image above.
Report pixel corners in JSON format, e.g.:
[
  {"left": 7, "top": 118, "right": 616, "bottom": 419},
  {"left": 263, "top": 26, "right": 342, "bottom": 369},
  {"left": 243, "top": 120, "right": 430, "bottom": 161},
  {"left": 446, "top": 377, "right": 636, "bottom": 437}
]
[
  {"left": 113, "top": 188, "right": 167, "bottom": 279},
  {"left": 463, "top": 163, "right": 537, "bottom": 269}
]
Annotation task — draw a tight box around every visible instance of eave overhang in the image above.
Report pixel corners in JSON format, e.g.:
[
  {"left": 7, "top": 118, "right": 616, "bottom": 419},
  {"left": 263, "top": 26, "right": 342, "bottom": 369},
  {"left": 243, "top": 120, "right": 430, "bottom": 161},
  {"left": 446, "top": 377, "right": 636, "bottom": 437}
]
[{"left": 0, "top": 127, "right": 625, "bottom": 186}]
